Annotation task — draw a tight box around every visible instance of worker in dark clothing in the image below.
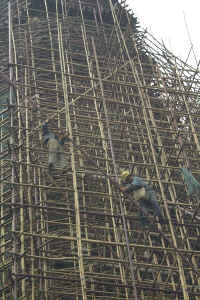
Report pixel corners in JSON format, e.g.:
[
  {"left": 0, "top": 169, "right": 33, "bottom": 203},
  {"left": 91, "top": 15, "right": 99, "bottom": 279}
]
[
  {"left": 119, "top": 170, "right": 164, "bottom": 225},
  {"left": 42, "top": 122, "right": 71, "bottom": 172}
]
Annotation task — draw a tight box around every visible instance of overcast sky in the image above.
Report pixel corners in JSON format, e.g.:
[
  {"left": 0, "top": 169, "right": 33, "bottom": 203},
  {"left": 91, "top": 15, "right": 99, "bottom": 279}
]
[{"left": 126, "top": 0, "right": 200, "bottom": 67}]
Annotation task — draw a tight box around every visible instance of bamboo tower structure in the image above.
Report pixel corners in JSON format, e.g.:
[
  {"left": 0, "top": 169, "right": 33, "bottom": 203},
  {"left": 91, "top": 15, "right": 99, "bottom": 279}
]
[{"left": 1, "top": 0, "right": 200, "bottom": 299}]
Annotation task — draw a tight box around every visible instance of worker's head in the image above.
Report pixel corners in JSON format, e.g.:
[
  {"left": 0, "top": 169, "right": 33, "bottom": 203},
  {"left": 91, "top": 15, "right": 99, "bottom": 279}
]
[{"left": 120, "top": 170, "right": 132, "bottom": 184}]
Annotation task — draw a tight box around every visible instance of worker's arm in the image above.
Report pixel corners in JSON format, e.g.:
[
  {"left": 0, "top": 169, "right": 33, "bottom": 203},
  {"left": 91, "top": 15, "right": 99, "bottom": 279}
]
[
  {"left": 42, "top": 123, "right": 57, "bottom": 145},
  {"left": 42, "top": 123, "right": 50, "bottom": 145},
  {"left": 42, "top": 122, "right": 49, "bottom": 136},
  {"left": 59, "top": 135, "right": 72, "bottom": 145},
  {"left": 119, "top": 184, "right": 132, "bottom": 193},
  {"left": 120, "top": 177, "right": 147, "bottom": 193}
]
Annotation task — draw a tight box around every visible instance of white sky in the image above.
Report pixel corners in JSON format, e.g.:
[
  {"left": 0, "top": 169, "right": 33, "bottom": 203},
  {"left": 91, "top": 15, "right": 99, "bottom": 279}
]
[{"left": 126, "top": 0, "right": 200, "bottom": 67}]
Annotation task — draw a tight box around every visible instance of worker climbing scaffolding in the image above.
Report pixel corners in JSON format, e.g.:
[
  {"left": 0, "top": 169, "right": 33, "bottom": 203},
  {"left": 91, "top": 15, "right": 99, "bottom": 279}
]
[
  {"left": 42, "top": 122, "right": 71, "bottom": 172},
  {"left": 181, "top": 167, "right": 200, "bottom": 196},
  {"left": 119, "top": 170, "right": 164, "bottom": 225}
]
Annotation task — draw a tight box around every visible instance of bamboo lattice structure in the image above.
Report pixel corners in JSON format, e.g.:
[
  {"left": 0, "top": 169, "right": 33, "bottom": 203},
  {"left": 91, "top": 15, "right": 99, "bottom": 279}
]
[{"left": 0, "top": 0, "right": 200, "bottom": 299}]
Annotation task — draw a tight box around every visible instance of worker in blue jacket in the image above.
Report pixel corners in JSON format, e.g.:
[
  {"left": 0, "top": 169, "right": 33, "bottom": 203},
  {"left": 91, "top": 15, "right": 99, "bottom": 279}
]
[{"left": 119, "top": 170, "right": 164, "bottom": 225}]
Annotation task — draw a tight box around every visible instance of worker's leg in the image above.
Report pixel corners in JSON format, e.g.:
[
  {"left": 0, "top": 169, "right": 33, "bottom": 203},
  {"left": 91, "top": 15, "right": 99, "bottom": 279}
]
[
  {"left": 48, "top": 139, "right": 60, "bottom": 170},
  {"left": 56, "top": 144, "right": 66, "bottom": 169},
  {"left": 145, "top": 190, "right": 164, "bottom": 223},
  {"left": 139, "top": 203, "right": 150, "bottom": 226}
]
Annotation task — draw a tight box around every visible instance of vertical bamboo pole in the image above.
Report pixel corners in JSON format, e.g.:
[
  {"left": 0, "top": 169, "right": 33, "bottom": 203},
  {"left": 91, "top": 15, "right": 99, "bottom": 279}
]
[
  {"left": 11, "top": 15, "right": 26, "bottom": 298},
  {"left": 91, "top": 37, "right": 138, "bottom": 300},
  {"left": 64, "top": 27, "right": 81, "bottom": 299},
  {"left": 125, "top": 27, "right": 169, "bottom": 288},
  {"left": 79, "top": 5, "right": 129, "bottom": 296},
  {"left": 56, "top": 6, "right": 87, "bottom": 298},
  {"left": 24, "top": 0, "right": 40, "bottom": 297},
  {"left": 8, "top": 1, "right": 18, "bottom": 299},
  {"left": 0, "top": 109, "right": 6, "bottom": 300},
  {"left": 44, "top": 0, "right": 61, "bottom": 126}
]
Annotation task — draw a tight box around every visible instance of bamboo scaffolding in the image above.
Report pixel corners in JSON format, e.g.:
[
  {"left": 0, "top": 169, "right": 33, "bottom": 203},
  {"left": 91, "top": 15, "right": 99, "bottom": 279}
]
[{"left": 1, "top": 0, "right": 200, "bottom": 299}]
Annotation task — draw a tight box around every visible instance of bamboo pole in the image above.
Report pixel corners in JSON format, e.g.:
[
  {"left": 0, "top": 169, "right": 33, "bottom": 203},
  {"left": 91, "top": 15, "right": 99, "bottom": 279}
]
[
  {"left": 57, "top": 9, "right": 88, "bottom": 298},
  {"left": 91, "top": 35, "right": 138, "bottom": 300},
  {"left": 79, "top": 4, "right": 130, "bottom": 298},
  {"left": 8, "top": 1, "right": 18, "bottom": 299}
]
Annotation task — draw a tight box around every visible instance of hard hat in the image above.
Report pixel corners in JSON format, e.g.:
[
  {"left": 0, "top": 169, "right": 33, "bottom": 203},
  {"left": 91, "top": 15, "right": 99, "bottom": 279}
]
[{"left": 120, "top": 170, "right": 130, "bottom": 183}]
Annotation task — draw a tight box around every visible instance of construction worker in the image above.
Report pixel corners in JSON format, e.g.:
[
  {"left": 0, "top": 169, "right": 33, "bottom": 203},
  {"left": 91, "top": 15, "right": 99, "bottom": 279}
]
[
  {"left": 119, "top": 170, "right": 164, "bottom": 225},
  {"left": 42, "top": 122, "right": 71, "bottom": 172},
  {"left": 181, "top": 167, "right": 200, "bottom": 196}
]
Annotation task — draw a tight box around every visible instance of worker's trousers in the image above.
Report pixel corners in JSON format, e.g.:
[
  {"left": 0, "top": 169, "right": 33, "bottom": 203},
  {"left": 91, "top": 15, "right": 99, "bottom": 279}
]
[
  {"left": 139, "top": 189, "right": 163, "bottom": 225},
  {"left": 47, "top": 138, "right": 65, "bottom": 170}
]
